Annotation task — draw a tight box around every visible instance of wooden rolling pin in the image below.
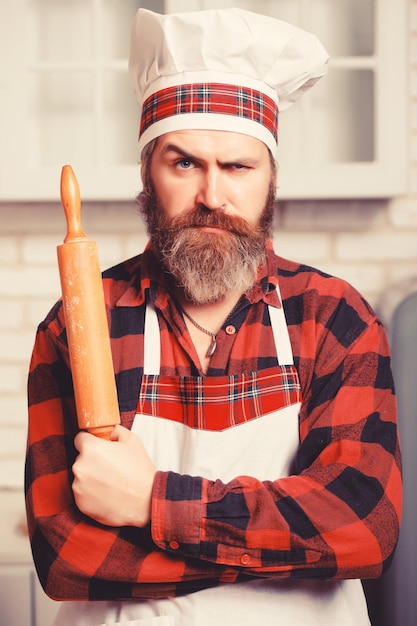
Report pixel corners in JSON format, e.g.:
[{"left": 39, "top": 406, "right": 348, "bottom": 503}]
[{"left": 57, "top": 165, "right": 120, "bottom": 439}]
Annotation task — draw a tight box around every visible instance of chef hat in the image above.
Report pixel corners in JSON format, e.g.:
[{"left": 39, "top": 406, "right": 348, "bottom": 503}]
[{"left": 129, "top": 8, "right": 329, "bottom": 157}]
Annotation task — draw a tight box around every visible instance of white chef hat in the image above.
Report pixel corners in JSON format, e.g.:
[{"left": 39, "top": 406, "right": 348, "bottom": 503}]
[{"left": 129, "top": 8, "right": 329, "bottom": 157}]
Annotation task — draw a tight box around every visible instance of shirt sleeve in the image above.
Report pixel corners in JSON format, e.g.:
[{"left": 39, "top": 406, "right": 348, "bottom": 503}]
[
  {"left": 25, "top": 305, "right": 237, "bottom": 601},
  {"left": 151, "top": 312, "right": 402, "bottom": 580}
]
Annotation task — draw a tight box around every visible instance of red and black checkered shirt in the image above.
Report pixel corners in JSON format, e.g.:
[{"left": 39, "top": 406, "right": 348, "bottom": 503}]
[{"left": 25, "top": 241, "right": 402, "bottom": 601}]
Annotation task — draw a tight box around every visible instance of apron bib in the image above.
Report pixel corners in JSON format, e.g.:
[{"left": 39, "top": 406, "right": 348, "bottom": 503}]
[{"left": 55, "top": 299, "right": 370, "bottom": 626}]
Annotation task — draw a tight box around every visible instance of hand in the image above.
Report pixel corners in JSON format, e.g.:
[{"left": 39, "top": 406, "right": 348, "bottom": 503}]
[{"left": 72, "top": 424, "right": 155, "bottom": 528}]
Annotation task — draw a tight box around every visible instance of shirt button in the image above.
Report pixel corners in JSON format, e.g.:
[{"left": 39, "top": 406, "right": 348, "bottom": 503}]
[
  {"left": 169, "top": 540, "right": 179, "bottom": 550},
  {"left": 240, "top": 553, "right": 251, "bottom": 565},
  {"left": 225, "top": 325, "right": 236, "bottom": 335}
]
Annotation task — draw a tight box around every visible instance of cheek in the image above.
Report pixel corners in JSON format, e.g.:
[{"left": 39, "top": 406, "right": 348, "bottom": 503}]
[
  {"left": 236, "top": 183, "right": 268, "bottom": 224},
  {"left": 157, "top": 183, "right": 196, "bottom": 219}
]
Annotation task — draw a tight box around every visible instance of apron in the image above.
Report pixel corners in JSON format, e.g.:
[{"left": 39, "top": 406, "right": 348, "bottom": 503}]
[{"left": 55, "top": 297, "right": 371, "bottom": 626}]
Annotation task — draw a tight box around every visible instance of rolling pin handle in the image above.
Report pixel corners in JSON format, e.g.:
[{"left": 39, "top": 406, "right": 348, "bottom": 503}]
[{"left": 60, "top": 165, "right": 88, "bottom": 243}]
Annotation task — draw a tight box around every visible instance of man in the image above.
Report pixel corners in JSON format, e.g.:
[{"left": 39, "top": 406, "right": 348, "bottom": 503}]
[{"left": 25, "top": 8, "right": 402, "bottom": 626}]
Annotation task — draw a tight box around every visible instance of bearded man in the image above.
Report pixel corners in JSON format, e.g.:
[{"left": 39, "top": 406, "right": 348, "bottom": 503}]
[{"left": 25, "top": 8, "right": 402, "bottom": 626}]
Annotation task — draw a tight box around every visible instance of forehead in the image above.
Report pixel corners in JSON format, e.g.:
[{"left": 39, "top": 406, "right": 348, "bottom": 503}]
[{"left": 154, "top": 129, "right": 270, "bottom": 161}]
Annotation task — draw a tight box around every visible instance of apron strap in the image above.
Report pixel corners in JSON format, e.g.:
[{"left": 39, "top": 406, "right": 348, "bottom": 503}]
[
  {"left": 271, "top": 281, "right": 294, "bottom": 366},
  {"left": 144, "top": 301, "right": 161, "bottom": 375},
  {"left": 268, "top": 304, "right": 294, "bottom": 365}
]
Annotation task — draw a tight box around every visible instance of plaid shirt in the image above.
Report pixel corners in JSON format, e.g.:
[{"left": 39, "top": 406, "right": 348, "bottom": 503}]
[{"left": 25, "top": 241, "right": 402, "bottom": 601}]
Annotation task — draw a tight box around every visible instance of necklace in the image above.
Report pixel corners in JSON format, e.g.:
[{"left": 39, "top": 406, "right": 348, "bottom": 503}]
[{"left": 181, "top": 308, "right": 217, "bottom": 358}]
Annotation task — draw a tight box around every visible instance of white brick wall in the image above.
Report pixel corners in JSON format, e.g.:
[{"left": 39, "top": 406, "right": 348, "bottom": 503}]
[{"left": 1, "top": 0, "right": 417, "bottom": 490}]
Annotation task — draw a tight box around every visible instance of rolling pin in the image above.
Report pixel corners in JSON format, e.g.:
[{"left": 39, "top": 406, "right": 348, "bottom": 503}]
[{"left": 57, "top": 165, "right": 120, "bottom": 439}]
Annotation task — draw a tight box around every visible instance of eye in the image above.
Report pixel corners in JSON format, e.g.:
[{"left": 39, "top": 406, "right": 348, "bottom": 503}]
[
  {"left": 175, "top": 158, "right": 194, "bottom": 170},
  {"left": 223, "top": 162, "right": 250, "bottom": 172}
]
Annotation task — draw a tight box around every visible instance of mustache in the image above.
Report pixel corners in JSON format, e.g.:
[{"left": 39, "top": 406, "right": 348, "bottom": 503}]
[{"left": 163, "top": 205, "right": 258, "bottom": 237}]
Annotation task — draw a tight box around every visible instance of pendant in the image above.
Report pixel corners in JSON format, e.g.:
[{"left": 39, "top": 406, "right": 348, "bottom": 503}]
[{"left": 206, "top": 336, "right": 217, "bottom": 358}]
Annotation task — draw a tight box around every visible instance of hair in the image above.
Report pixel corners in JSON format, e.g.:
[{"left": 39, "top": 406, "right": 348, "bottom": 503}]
[{"left": 140, "top": 138, "right": 158, "bottom": 199}]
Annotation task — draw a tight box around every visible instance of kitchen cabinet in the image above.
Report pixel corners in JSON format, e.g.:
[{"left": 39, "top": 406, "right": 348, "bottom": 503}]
[
  {"left": 0, "top": 491, "right": 59, "bottom": 626},
  {"left": 0, "top": 567, "right": 32, "bottom": 626},
  {"left": 0, "top": 0, "right": 407, "bottom": 200}
]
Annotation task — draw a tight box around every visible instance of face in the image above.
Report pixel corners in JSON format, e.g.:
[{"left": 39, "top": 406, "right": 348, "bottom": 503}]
[
  {"left": 139, "top": 129, "right": 277, "bottom": 304},
  {"left": 149, "top": 129, "right": 273, "bottom": 228}
]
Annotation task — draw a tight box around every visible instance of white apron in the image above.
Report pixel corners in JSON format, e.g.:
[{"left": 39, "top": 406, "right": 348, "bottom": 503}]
[{"left": 55, "top": 299, "right": 370, "bottom": 626}]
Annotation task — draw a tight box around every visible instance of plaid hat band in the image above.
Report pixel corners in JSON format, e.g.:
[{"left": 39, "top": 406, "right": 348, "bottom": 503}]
[{"left": 139, "top": 83, "right": 279, "bottom": 151}]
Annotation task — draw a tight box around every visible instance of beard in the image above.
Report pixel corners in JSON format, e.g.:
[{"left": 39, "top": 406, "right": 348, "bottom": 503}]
[{"left": 138, "top": 183, "right": 276, "bottom": 305}]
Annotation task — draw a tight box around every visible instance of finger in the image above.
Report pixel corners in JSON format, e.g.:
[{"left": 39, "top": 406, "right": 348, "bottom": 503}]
[
  {"left": 73, "top": 430, "right": 95, "bottom": 451},
  {"left": 109, "top": 424, "right": 131, "bottom": 442}
]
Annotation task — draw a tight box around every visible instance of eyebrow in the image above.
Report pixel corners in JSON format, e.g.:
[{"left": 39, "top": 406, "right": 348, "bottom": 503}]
[
  {"left": 162, "top": 143, "right": 194, "bottom": 160},
  {"left": 161, "top": 142, "right": 259, "bottom": 167}
]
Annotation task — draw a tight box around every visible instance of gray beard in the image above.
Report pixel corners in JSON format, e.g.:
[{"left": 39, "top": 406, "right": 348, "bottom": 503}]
[
  {"left": 161, "top": 228, "right": 265, "bottom": 304},
  {"left": 139, "top": 190, "right": 274, "bottom": 305}
]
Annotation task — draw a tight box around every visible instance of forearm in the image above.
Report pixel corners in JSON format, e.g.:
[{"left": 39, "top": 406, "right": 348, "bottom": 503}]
[{"left": 151, "top": 432, "right": 401, "bottom": 580}]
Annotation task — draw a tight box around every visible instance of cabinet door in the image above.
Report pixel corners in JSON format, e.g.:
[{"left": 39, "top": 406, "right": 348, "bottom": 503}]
[
  {"left": 0, "top": 566, "right": 60, "bottom": 626},
  {"left": 0, "top": 566, "right": 32, "bottom": 626},
  {"left": 0, "top": 0, "right": 142, "bottom": 201}
]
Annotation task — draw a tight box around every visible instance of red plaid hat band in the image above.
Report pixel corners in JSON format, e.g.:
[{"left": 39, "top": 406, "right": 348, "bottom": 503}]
[{"left": 139, "top": 83, "right": 279, "bottom": 151}]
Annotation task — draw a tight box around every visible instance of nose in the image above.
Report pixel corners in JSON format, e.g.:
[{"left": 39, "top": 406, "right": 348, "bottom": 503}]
[{"left": 196, "top": 170, "right": 226, "bottom": 210}]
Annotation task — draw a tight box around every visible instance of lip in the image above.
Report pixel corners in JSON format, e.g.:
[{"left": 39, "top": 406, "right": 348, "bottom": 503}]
[{"left": 194, "top": 225, "right": 228, "bottom": 234}]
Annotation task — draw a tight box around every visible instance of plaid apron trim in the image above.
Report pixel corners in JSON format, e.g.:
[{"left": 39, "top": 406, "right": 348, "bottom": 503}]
[
  {"left": 140, "top": 83, "right": 279, "bottom": 141},
  {"left": 137, "top": 365, "right": 301, "bottom": 431}
]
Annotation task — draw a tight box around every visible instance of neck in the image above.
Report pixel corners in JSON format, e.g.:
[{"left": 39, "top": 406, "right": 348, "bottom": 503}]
[
  {"left": 177, "top": 290, "right": 242, "bottom": 334},
  {"left": 175, "top": 290, "right": 243, "bottom": 374}
]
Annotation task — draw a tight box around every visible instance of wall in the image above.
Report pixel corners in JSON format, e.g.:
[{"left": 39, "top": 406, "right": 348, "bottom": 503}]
[{"left": 1, "top": 1, "right": 417, "bottom": 494}]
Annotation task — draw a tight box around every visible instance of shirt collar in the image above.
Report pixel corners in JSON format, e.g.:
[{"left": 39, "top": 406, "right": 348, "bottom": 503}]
[{"left": 246, "top": 239, "right": 281, "bottom": 308}]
